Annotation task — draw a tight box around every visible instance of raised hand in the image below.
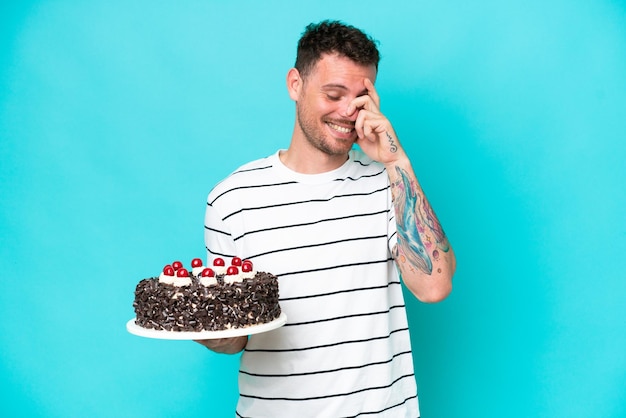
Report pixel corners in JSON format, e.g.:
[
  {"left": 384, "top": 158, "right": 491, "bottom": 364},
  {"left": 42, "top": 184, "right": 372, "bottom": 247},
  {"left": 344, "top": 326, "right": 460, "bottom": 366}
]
[{"left": 347, "top": 78, "right": 405, "bottom": 165}]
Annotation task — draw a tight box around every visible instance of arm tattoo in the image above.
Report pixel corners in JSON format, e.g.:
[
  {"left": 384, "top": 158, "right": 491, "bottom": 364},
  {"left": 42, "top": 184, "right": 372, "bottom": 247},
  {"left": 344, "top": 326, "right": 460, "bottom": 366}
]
[
  {"left": 392, "top": 166, "right": 450, "bottom": 275},
  {"left": 385, "top": 131, "right": 398, "bottom": 152}
]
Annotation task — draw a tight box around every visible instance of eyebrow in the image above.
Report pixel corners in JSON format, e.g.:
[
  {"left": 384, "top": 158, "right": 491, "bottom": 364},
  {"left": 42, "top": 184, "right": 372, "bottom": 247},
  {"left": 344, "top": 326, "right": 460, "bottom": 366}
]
[{"left": 321, "top": 83, "right": 368, "bottom": 96}]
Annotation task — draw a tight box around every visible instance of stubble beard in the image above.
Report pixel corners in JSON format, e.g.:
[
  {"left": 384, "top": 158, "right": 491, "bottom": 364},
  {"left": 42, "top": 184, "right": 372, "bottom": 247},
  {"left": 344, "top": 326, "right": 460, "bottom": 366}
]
[{"left": 296, "top": 105, "right": 354, "bottom": 157}]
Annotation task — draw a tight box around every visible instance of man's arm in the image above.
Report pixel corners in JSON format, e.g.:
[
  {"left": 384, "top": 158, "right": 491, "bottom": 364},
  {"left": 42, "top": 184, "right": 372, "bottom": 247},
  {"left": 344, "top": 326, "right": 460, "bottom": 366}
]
[
  {"left": 350, "top": 79, "right": 455, "bottom": 302},
  {"left": 386, "top": 155, "right": 455, "bottom": 302}
]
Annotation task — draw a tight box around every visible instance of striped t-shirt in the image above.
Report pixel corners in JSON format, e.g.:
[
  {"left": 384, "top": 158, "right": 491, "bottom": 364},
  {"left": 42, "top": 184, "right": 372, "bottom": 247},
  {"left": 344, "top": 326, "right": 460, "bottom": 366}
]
[{"left": 204, "top": 149, "right": 419, "bottom": 418}]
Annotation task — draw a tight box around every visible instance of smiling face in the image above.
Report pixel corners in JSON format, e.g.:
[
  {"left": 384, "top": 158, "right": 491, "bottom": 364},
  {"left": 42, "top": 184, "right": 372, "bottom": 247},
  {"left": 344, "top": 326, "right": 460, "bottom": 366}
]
[{"left": 289, "top": 53, "right": 377, "bottom": 158}]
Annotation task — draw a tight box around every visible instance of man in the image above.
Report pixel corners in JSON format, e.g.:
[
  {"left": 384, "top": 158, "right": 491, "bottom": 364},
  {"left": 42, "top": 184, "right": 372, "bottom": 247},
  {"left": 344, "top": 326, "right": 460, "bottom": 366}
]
[{"left": 197, "top": 20, "right": 455, "bottom": 417}]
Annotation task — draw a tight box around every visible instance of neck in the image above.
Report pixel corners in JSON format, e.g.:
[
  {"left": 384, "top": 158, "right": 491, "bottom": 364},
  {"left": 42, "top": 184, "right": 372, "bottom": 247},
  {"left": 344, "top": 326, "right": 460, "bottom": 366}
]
[
  {"left": 280, "top": 125, "right": 350, "bottom": 174},
  {"left": 280, "top": 142, "right": 349, "bottom": 175}
]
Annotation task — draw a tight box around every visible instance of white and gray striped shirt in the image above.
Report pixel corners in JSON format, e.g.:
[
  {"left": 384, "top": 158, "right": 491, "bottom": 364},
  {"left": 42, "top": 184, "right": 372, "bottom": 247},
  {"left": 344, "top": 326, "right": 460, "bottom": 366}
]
[{"left": 205, "top": 149, "right": 419, "bottom": 418}]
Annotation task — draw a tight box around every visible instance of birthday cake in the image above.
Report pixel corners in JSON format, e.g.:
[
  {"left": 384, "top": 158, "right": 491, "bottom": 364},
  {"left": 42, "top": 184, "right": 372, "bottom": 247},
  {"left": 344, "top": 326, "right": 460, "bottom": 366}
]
[{"left": 133, "top": 257, "right": 281, "bottom": 332}]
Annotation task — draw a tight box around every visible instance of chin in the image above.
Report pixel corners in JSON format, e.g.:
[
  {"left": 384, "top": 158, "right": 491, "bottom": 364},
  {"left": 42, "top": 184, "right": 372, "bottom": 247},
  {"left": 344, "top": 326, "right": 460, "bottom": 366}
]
[
  {"left": 334, "top": 138, "right": 356, "bottom": 154},
  {"left": 321, "top": 142, "right": 353, "bottom": 157}
]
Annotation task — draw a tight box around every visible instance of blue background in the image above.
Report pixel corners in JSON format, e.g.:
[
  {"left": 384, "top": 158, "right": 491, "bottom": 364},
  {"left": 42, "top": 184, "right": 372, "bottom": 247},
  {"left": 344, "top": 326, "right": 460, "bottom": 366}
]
[{"left": 1, "top": 1, "right": 625, "bottom": 417}]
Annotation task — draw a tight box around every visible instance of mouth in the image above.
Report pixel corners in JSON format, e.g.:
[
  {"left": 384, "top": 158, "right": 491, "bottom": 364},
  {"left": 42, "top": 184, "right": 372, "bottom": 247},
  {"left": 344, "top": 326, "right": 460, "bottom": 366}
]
[{"left": 326, "top": 121, "right": 354, "bottom": 135}]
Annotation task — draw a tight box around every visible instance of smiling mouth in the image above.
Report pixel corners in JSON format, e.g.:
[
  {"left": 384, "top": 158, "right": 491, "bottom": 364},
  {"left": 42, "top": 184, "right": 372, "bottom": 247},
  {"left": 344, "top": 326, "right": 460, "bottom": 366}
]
[{"left": 326, "top": 122, "right": 354, "bottom": 134}]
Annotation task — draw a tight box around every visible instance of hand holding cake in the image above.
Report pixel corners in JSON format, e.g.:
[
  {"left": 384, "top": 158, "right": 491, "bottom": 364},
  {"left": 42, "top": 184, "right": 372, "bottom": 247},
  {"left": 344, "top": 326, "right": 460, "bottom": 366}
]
[{"left": 193, "top": 335, "right": 249, "bottom": 354}]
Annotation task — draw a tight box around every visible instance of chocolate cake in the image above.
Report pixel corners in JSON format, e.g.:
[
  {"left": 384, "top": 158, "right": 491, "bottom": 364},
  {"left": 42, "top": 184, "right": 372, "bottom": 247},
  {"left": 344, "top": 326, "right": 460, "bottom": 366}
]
[{"left": 133, "top": 257, "right": 281, "bottom": 332}]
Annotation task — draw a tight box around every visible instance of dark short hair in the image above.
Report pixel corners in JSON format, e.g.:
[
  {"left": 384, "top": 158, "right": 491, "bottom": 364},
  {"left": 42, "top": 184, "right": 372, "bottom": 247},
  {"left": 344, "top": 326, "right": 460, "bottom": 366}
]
[{"left": 294, "top": 20, "right": 380, "bottom": 79}]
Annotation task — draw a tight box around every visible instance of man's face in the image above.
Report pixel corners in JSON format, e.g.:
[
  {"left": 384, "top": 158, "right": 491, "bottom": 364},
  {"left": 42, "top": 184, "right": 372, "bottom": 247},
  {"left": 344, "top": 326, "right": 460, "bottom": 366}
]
[{"left": 294, "top": 53, "right": 377, "bottom": 157}]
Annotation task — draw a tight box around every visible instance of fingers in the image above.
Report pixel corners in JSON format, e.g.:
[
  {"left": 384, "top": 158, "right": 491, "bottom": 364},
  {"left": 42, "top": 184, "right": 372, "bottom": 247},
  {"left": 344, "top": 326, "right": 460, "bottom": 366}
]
[
  {"left": 364, "top": 78, "right": 380, "bottom": 108},
  {"left": 347, "top": 78, "right": 389, "bottom": 143},
  {"left": 350, "top": 78, "right": 381, "bottom": 140},
  {"left": 354, "top": 109, "right": 369, "bottom": 140},
  {"left": 355, "top": 108, "right": 388, "bottom": 141},
  {"left": 347, "top": 78, "right": 380, "bottom": 116},
  {"left": 194, "top": 336, "right": 248, "bottom": 354}
]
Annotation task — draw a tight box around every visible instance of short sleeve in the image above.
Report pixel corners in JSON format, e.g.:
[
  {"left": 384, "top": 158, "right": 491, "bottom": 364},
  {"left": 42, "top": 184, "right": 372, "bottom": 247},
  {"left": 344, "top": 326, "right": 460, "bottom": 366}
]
[{"left": 204, "top": 197, "right": 237, "bottom": 262}]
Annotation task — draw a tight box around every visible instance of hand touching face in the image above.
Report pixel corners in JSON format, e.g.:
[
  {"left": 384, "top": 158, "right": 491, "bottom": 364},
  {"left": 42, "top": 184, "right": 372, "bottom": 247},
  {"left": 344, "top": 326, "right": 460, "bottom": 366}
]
[{"left": 347, "top": 78, "right": 403, "bottom": 165}]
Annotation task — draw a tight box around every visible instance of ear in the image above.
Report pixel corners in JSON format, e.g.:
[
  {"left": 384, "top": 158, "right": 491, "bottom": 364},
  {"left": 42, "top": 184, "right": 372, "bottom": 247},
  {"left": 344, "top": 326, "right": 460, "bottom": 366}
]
[{"left": 286, "top": 68, "right": 302, "bottom": 101}]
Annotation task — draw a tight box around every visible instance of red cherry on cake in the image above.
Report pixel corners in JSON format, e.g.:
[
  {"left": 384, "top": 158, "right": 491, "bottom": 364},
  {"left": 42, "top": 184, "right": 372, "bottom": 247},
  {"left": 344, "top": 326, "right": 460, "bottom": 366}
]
[
  {"left": 226, "top": 266, "right": 239, "bottom": 275},
  {"left": 172, "top": 261, "right": 183, "bottom": 271},
  {"left": 231, "top": 257, "right": 242, "bottom": 266},
  {"left": 241, "top": 262, "right": 253, "bottom": 273},
  {"left": 163, "top": 265, "right": 175, "bottom": 276},
  {"left": 213, "top": 257, "right": 225, "bottom": 267},
  {"left": 191, "top": 258, "right": 203, "bottom": 268},
  {"left": 176, "top": 268, "right": 189, "bottom": 277},
  {"left": 201, "top": 268, "right": 215, "bottom": 277}
]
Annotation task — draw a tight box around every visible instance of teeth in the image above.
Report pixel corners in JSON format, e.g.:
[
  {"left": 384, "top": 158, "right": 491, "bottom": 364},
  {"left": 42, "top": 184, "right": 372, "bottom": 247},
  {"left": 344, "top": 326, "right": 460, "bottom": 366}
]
[{"left": 327, "top": 122, "right": 352, "bottom": 134}]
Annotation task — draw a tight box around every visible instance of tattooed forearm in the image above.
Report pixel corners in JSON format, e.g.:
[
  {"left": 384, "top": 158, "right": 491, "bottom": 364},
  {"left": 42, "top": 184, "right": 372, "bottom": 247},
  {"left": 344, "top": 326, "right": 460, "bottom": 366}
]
[
  {"left": 391, "top": 166, "right": 450, "bottom": 275},
  {"left": 421, "top": 195, "right": 450, "bottom": 252},
  {"left": 392, "top": 167, "right": 432, "bottom": 274},
  {"left": 385, "top": 131, "right": 398, "bottom": 152}
]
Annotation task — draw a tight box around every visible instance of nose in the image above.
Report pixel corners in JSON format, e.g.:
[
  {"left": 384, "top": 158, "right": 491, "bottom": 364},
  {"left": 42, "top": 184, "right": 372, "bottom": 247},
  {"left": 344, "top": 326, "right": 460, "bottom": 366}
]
[{"left": 339, "top": 98, "right": 358, "bottom": 121}]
